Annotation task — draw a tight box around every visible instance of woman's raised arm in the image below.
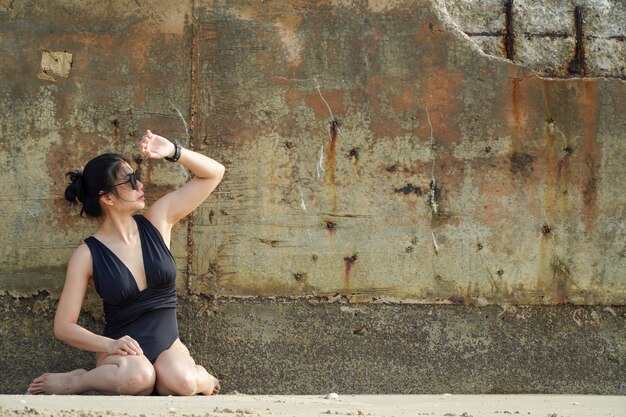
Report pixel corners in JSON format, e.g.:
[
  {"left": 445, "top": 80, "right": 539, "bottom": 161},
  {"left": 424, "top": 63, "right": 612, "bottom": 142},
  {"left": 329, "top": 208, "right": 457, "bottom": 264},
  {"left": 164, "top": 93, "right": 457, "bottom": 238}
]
[{"left": 140, "top": 130, "right": 225, "bottom": 234}]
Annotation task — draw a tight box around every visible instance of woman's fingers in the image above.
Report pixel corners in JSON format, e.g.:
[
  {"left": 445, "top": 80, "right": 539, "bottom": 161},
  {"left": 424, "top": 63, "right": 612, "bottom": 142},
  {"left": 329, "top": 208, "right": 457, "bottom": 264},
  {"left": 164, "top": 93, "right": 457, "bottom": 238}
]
[
  {"left": 139, "top": 130, "right": 167, "bottom": 159},
  {"left": 131, "top": 340, "right": 143, "bottom": 355},
  {"left": 125, "top": 341, "right": 141, "bottom": 355},
  {"left": 118, "top": 336, "right": 143, "bottom": 355}
]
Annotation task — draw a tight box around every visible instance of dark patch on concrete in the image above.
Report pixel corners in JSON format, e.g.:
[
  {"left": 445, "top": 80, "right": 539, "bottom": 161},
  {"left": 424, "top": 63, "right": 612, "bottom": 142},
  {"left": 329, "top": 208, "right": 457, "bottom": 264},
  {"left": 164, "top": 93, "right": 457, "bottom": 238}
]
[
  {"left": 386, "top": 164, "right": 398, "bottom": 173},
  {"left": 504, "top": 0, "right": 515, "bottom": 60},
  {"left": 394, "top": 183, "right": 423, "bottom": 196},
  {"left": 509, "top": 152, "right": 534, "bottom": 174},
  {"left": 207, "top": 262, "right": 220, "bottom": 278},
  {"left": 259, "top": 238, "right": 280, "bottom": 247},
  {"left": 448, "top": 295, "right": 464, "bottom": 304},
  {"left": 582, "top": 159, "right": 599, "bottom": 209},
  {"left": 292, "top": 272, "right": 306, "bottom": 282},
  {"left": 567, "top": 6, "right": 586, "bottom": 76},
  {"left": 556, "top": 146, "right": 573, "bottom": 169},
  {"left": 344, "top": 254, "right": 358, "bottom": 264},
  {"left": 347, "top": 147, "right": 359, "bottom": 161},
  {"left": 343, "top": 254, "right": 358, "bottom": 289},
  {"left": 325, "top": 221, "right": 336, "bottom": 237},
  {"left": 465, "top": 31, "right": 505, "bottom": 37},
  {"left": 542, "top": 224, "right": 552, "bottom": 235},
  {"left": 352, "top": 327, "right": 368, "bottom": 336},
  {"left": 521, "top": 32, "right": 569, "bottom": 39}
]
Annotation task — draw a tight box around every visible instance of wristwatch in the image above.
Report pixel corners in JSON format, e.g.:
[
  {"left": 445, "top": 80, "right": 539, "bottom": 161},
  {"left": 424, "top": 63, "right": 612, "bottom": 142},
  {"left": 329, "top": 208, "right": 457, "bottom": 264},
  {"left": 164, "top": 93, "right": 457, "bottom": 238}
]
[{"left": 164, "top": 139, "right": 182, "bottom": 162}]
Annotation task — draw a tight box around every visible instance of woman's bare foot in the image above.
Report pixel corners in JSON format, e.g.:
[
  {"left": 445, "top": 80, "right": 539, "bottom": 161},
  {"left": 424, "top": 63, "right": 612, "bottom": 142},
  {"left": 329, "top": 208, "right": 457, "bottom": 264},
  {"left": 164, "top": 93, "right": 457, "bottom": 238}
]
[
  {"left": 200, "top": 374, "right": 220, "bottom": 396},
  {"left": 26, "top": 369, "right": 88, "bottom": 395}
]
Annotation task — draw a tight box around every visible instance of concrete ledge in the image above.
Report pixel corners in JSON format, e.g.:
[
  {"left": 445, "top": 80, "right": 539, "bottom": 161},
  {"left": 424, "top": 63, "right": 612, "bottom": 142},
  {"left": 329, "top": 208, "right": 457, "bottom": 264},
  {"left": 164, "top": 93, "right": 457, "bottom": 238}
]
[
  {"left": 1, "top": 394, "right": 626, "bottom": 417},
  {"left": 2, "top": 294, "right": 624, "bottom": 395}
]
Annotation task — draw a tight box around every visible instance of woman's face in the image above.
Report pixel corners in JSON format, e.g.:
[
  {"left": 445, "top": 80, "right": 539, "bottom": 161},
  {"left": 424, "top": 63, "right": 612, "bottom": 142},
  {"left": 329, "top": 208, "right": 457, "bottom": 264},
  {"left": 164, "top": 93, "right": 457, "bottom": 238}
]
[{"left": 106, "top": 163, "right": 145, "bottom": 211}]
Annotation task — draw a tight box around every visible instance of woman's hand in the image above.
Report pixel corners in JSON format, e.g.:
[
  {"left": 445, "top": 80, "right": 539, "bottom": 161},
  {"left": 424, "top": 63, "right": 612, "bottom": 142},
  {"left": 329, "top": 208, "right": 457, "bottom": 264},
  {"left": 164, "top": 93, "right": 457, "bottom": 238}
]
[
  {"left": 140, "top": 129, "right": 175, "bottom": 160},
  {"left": 106, "top": 335, "right": 144, "bottom": 356}
]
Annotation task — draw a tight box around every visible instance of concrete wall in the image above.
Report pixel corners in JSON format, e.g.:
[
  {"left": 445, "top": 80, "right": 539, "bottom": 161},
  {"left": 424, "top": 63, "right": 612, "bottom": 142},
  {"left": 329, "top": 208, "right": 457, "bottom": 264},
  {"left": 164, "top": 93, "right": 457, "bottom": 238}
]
[{"left": 1, "top": 0, "right": 625, "bottom": 394}]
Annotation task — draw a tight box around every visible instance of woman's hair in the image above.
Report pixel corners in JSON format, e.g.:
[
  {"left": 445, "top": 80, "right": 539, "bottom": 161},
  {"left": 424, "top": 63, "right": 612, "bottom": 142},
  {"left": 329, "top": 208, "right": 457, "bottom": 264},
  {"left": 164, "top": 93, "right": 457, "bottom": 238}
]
[{"left": 64, "top": 153, "right": 130, "bottom": 218}]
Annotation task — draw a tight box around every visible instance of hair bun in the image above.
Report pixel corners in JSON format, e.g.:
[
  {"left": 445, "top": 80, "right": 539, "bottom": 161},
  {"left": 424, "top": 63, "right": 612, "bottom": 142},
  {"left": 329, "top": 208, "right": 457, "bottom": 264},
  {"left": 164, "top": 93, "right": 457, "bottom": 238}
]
[{"left": 64, "top": 170, "right": 84, "bottom": 203}]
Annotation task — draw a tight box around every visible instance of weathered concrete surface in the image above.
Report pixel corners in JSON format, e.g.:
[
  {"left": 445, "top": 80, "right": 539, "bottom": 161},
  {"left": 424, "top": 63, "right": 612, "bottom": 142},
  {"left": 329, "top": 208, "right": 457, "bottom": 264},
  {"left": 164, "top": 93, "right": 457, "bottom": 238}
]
[
  {"left": 2, "top": 293, "right": 625, "bottom": 394},
  {"left": 0, "top": 0, "right": 194, "bottom": 297},
  {"left": 1, "top": 0, "right": 625, "bottom": 395},
  {"left": 189, "top": 1, "right": 626, "bottom": 304}
]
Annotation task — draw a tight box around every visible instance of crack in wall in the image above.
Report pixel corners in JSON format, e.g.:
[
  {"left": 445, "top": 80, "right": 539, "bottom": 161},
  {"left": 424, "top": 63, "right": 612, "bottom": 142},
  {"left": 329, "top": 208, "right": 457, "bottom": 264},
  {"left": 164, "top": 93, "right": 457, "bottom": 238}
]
[{"left": 425, "top": 107, "right": 441, "bottom": 257}]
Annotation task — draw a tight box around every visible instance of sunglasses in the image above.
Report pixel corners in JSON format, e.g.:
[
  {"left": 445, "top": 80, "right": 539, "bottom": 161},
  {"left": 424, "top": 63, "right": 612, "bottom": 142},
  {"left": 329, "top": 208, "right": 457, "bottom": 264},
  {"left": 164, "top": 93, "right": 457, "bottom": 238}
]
[{"left": 111, "top": 170, "right": 141, "bottom": 191}]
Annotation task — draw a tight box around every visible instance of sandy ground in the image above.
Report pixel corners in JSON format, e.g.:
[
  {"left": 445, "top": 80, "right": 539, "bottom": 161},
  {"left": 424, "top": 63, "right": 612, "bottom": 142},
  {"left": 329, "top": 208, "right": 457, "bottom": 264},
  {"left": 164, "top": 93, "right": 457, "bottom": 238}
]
[{"left": 1, "top": 394, "right": 625, "bottom": 417}]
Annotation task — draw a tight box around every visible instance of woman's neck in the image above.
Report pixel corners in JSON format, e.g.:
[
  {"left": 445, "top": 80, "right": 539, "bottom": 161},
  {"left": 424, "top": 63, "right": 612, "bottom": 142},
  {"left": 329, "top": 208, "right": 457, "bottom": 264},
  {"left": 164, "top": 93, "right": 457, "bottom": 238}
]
[{"left": 96, "top": 212, "right": 138, "bottom": 245}]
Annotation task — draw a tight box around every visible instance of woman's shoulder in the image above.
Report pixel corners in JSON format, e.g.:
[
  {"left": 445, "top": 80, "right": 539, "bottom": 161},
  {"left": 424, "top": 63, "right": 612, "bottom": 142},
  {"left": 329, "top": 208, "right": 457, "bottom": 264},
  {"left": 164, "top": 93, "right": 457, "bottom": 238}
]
[
  {"left": 71, "top": 242, "right": 93, "bottom": 263},
  {"left": 64, "top": 242, "right": 94, "bottom": 281}
]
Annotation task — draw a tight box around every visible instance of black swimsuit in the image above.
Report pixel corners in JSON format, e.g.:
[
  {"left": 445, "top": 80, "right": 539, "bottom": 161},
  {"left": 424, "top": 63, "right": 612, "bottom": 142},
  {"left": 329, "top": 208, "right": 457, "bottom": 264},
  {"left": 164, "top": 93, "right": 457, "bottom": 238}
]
[{"left": 84, "top": 215, "right": 179, "bottom": 363}]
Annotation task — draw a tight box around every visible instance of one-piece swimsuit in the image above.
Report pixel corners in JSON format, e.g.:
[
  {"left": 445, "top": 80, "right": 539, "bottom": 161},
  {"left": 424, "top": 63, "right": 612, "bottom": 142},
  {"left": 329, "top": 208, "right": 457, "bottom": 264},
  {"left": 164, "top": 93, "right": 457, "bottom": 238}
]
[{"left": 84, "top": 214, "right": 179, "bottom": 363}]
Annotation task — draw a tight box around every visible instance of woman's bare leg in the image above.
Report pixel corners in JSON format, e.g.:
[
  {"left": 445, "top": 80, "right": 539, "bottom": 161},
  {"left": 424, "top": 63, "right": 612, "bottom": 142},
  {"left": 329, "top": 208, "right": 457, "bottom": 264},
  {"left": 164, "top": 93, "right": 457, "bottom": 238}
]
[
  {"left": 27, "top": 354, "right": 155, "bottom": 395},
  {"left": 153, "top": 339, "right": 220, "bottom": 396}
]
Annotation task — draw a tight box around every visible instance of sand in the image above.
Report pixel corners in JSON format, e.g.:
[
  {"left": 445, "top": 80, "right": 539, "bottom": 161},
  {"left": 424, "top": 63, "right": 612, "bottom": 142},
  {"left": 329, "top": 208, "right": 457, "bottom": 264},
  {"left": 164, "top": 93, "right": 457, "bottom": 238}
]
[{"left": 1, "top": 394, "right": 625, "bottom": 417}]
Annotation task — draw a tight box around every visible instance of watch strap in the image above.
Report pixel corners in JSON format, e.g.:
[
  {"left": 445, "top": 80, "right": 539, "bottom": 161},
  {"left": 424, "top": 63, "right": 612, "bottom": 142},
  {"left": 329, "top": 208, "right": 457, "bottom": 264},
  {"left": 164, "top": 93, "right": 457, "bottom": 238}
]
[{"left": 164, "top": 139, "right": 182, "bottom": 162}]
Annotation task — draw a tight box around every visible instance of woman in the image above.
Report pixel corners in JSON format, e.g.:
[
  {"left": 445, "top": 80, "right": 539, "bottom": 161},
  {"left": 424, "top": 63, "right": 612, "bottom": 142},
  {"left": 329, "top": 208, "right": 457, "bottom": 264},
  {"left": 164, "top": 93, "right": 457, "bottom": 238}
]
[{"left": 27, "top": 130, "right": 225, "bottom": 396}]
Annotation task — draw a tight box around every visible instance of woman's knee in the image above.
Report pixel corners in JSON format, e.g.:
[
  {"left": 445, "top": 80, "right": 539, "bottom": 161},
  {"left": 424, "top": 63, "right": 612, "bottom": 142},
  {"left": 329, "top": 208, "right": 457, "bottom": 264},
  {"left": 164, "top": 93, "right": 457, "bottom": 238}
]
[
  {"left": 154, "top": 363, "right": 198, "bottom": 396},
  {"left": 117, "top": 356, "right": 156, "bottom": 395}
]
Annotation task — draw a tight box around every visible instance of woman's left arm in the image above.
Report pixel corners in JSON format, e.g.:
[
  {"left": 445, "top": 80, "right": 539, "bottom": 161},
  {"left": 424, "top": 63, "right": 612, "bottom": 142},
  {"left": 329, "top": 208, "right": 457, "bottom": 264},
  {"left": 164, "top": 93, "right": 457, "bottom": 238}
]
[{"left": 141, "top": 130, "right": 225, "bottom": 230}]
